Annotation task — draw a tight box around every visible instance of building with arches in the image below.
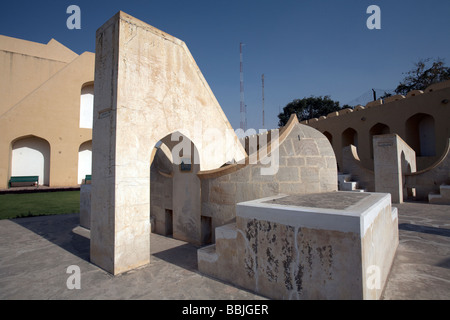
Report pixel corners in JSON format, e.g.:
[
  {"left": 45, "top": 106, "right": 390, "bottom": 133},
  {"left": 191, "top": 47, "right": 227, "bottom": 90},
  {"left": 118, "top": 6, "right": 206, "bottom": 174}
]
[
  {"left": 304, "top": 81, "right": 450, "bottom": 173},
  {"left": 0, "top": 35, "right": 95, "bottom": 189}
]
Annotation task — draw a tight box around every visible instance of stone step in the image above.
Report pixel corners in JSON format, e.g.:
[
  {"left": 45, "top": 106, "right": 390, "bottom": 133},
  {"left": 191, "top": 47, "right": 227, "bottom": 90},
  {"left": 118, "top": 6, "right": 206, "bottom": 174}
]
[
  {"left": 428, "top": 185, "right": 450, "bottom": 204},
  {"left": 428, "top": 192, "right": 450, "bottom": 205},
  {"left": 215, "top": 223, "right": 237, "bottom": 241},
  {"left": 197, "top": 244, "right": 218, "bottom": 264},
  {"left": 214, "top": 223, "right": 237, "bottom": 253},
  {"left": 198, "top": 223, "right": 238, "bottom": 277},
  {"left": 440, "top": 185, "right": 450, "bottom": 199}
]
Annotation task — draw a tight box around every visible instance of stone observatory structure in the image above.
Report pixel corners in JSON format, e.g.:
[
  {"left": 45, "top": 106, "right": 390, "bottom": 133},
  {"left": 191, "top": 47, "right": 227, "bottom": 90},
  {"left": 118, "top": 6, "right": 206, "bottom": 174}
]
[
  {"left": 148, "top": 114, "right": 339, "bottom": 245},
  {"left": 196, "top": 114, "right": 398, "bottom": 300},
  {"left": 87, "top": 11, "right": 398, "bottom": 299},
  {"left": 90, "top": 11, "right": 246, "bottom": 275}
]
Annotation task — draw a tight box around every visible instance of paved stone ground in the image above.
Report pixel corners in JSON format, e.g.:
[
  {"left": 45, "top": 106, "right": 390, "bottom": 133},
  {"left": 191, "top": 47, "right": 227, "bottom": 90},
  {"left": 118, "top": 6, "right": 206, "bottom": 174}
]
[
  {"left": 0, "top": 201, "right": 449, "bottom": 300},
  {"left": 381, "top": 201, "right": 450, "bottom": 299}
]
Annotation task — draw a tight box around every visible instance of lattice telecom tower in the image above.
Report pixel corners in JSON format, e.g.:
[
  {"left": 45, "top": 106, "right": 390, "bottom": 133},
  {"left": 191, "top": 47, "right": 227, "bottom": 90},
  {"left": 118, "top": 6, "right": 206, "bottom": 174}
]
[
  {"left": 262, "top": 74, "right": 265, "bottom": 129},
  {"left": 240, "top": 42, "right": 247, "bottom": 131}
]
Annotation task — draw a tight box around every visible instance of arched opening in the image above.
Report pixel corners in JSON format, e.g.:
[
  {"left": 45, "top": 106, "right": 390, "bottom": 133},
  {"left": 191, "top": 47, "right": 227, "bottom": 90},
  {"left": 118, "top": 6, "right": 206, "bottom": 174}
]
[
  {"left": 323, "top": 131, "right": 333, "bottom": 146},
  {"left": 405, "top": 113, "right": 435, "bottom": 156},
  {"left": 369, "top": 123, "right": 390, "bottom": 158},
  {"left": 150, "top": 131, "right": 208, "bottom": 245},
  {"left": 79, "top": 83, "right": 94, "bottom": 129},
  {"left": 78, "top": 140, "right": 92, "bottom": 184},
  {"left": 11, "top": 136, "right": 50, "bottom": 186},
  {"left": 342, "top": 128, "right": 358, "bottom": 149}
]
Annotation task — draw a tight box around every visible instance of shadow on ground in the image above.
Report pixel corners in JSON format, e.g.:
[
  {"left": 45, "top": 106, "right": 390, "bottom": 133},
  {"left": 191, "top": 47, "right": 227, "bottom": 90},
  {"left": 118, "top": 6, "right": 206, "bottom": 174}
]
[
  {"left": 398, "top": 223, "right": 450, "bottom": 237},
  {"left": 152, "top": 244, "right": 199, "bottom": 271},
  {"left": 10, "top": 213, "right": 201, "bottom": 273},
  {"left": 11, "top": 213, "right": 90, "bottom": 262}
]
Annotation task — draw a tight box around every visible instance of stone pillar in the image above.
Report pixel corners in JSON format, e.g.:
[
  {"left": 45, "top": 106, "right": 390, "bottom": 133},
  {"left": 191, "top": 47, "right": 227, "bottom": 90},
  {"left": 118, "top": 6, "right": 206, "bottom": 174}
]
[
  {"left": 90, "top": 12, "right": 151, "bottom": 275},
  {"left": 373, "top": 134, "right": 416, "bottom": 203}
]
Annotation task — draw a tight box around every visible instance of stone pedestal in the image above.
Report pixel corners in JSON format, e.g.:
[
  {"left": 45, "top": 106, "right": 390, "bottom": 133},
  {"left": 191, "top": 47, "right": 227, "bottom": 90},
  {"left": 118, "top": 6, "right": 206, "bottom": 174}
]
[{"left": 198, "top": 191, "right": 398, "bottom": 300}]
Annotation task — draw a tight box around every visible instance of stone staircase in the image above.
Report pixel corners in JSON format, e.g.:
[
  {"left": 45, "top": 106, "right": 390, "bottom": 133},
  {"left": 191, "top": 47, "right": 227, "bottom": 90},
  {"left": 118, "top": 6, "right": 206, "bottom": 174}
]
[
  {"left": 338, "top": 173, "right": 366, "bottom": 192},
  {"left": 428, "top": 185, "right": 450, "bottom": 204}
]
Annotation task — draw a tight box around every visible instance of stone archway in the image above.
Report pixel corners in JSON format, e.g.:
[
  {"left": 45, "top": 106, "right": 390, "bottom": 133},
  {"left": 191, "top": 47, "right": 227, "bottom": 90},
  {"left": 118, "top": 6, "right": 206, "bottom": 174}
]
[{"left": 150, "top": 132, "right": 206, "bottom": 245}]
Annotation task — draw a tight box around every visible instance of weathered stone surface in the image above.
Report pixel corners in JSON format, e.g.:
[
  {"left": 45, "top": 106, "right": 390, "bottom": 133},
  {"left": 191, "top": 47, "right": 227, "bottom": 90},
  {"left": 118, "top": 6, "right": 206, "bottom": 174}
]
[
  {"left": 79, "top": 184, "right": 91, "bottom": 229},
  {"left": 293, "top": 139, "right": 320, "bottom": 156},
  {"left": 198, "top": 192, "right": 398, "bottom": 300},
  {"left": 264, "top": 192, "right": 369, "bottom": 210}
]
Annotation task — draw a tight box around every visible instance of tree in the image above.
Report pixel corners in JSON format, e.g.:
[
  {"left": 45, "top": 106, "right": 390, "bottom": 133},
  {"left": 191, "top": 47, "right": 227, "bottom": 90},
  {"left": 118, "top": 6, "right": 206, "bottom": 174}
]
[
  {"left": 277, "top": 95, "right": 344, "bottom": 127},
  {"left": 394, "top": 58, "right": 450, "bottom": 96}
]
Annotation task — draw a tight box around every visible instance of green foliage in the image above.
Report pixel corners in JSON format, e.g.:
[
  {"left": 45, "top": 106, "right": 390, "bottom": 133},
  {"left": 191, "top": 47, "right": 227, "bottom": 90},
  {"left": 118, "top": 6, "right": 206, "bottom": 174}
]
[
  {"left": 0, "top": 191, "right": 80, "bottom": 220},
  {"left": 277, "top": 95, "right": 342, "bottom": 127},
  {"left": 394, "top": 58, "right": 450, "bottom": 96}
]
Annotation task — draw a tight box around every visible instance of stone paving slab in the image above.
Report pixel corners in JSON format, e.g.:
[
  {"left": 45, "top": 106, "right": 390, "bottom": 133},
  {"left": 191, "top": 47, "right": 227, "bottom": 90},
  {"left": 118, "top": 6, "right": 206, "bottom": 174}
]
[
  {"left": 264, "top": 192, "right": 369, "bottom": 210},
  {"left": 0, "top": 201, "right": 449, "bottom": 300}
]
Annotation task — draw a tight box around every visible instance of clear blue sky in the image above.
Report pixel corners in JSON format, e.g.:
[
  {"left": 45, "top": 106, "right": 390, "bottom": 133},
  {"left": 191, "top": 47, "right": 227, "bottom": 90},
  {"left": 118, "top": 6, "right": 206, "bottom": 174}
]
[{"left": 1, "top": 0, "right": 449, "bottom": 130}]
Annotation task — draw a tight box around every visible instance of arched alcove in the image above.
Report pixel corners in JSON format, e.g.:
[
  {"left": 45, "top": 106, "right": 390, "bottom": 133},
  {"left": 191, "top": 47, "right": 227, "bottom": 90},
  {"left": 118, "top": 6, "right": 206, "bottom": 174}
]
[
  {"left": 11, "top": 135, "right": 50, "bottom": 186},
  {"left": 323, "top": 131, "right": 333, "bottom": 145},
  {"left": 79, "top": 83, "right": 94, "bottom": 129},
  {"left": 150, "top": 131, "right": 206, "bottom": 245},
  {"left": 342, "top": 128, "right": 358, "bottom": 148},
  {"left": 405, "top": 113, "right": 435, "bottom": 156},
  {"left": 369, "top": 123, "right": 390, "bottom": 158},
  {"left": 78, "top": 140, "right": 92, "bottom": 184}
]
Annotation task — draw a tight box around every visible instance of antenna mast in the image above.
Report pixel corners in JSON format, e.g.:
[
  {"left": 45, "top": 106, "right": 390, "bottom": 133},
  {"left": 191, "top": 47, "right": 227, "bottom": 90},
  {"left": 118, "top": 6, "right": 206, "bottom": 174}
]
[
  {"left": 262, "top": 74, "right": 265, "bottom": 129},
  {"left": 240, "top": 43, "right": 247, "bottom": 131}
]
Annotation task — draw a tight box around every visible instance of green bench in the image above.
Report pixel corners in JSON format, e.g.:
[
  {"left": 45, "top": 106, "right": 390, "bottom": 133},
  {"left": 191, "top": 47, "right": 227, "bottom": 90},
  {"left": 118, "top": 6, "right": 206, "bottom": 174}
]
[
  {"left": 9, "top": 176, "right": 39, "bottom": 188},
  {"left": 84, "top": 174, "right": 92, "bottom": 184}
]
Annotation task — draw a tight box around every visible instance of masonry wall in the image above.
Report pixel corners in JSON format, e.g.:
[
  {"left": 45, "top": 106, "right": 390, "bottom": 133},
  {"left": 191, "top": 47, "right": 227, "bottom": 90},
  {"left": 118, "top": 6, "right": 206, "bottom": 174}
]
[
  {"left": 305, "top": 81, "right": 450, "bottom": 172},
  {"left": 0, "top": 35, "right": 95, "bottom": 189}
]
